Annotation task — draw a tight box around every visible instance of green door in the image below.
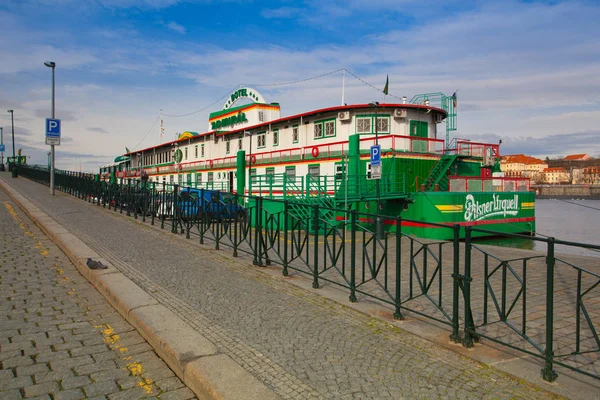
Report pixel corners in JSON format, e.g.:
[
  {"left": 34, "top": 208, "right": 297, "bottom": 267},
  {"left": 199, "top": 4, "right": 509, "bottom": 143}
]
[{"left": 410, "top": 121, "right": 428, "bottom": 153}]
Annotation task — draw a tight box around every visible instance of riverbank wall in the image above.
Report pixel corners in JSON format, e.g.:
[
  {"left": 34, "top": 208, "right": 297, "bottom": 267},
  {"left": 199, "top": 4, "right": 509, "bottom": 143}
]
[{"left": 533, "top": 184, "right": 600, "bottom": 199}]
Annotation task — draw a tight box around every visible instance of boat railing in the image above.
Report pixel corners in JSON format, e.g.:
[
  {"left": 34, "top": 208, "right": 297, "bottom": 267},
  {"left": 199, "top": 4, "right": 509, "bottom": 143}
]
[
  {"left": 445, "top": 140, "right": 500, "bottom": 159},
  {"left": 358, "top": 134, "right": 445, "bottom": 155},
  {"left": 448, "top": 175, "right": 531, "bottom": 192}
]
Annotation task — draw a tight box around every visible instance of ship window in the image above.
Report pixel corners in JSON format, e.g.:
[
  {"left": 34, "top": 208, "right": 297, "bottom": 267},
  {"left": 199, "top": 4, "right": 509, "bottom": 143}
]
[
  {"left": 308, "top": 165, "right": 320, "bottom": 176},
  {"left": 324, "top": 121, "right": 335, "bottom": 137},
  {"left": 201, "top": 144, "right": 205, "bottom": 158},
  {"left": 286, "top": 166, "right": 296, "bottom": 180},
  {"left": 170, "top": 175, "right": 174, "bottom": 184},
  {"left": 257, "top": 132, "right": 266, "bottom": 148},
  {"left": 226, "top": 140, "right": 231, "bottom": 154},
  {"left": 266, "top": 167, "right": 275, "bottom": 175},
  {"left": 376, "top": 117, "right": 390, "bottom": 133},
  {"left": 259, "top": 111, "right": 265, "bottom": 122},
  {"left": 195, "top": 145, "right": 198, "bottom": 158},
  {"left": 185, "top": 148, "right": 188, "bottom": 160},
  {"left": 292, "top": 126, "right": 299, "bottom": 143},
  {"left": 356, "top": 117, "right": 371, "bottom": 134},
  {"left": 273, "top": 130, "right": 279, "bottom": 146},
  {"left": 314, "top": 124, "right": 323, "bottom": 139},
  {"left": 238, "top": 138, "right": 242, "bottom": 150},
  {"left": 197, "top": 173, "right": 202, "bottom": 185},
  {"left": 208, "top": 172, "right": 214, "bottom": 183}
]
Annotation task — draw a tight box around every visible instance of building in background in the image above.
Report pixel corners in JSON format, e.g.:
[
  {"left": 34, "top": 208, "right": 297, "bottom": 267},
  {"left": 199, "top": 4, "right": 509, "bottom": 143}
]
[
  {"left": 500, "top": 154, "right": 547, "bottom": 183},
  {"left": 564, "top": 153, "right": 591, "bottom": 162},
  {"left": 542, "top": 167, "right": 570, "bottom": 184}
]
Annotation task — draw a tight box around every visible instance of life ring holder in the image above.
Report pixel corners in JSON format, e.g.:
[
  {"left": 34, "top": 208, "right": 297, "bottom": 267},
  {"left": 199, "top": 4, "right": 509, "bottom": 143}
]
[
  {"left": 250, "top": 155, "right": 256, "bottom": 165},
  {"left": 312, "top": 147, "right": 319, "bottom": 158}
]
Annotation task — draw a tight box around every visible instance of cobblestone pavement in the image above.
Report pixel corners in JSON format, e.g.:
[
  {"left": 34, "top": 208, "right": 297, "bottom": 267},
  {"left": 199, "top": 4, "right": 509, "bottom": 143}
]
[
  {"left": 1, "top": 175, "right": 564, "bottom": 399},
  {"left": 0, "top": 189, "right": 196, "bottom": 400}
]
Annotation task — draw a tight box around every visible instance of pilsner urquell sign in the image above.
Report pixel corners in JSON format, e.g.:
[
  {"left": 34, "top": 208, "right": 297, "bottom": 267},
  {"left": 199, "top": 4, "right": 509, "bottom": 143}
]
[{"left": 464, "top": 194, "right": 519, "bottom": 222}]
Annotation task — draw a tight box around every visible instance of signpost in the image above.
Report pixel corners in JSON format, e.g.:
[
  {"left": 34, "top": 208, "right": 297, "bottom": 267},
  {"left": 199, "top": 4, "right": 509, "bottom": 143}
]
[
  {"left": 370, "top": 145, "right": 381, "bottom": 179},
  {"left": 45, "top": 118, "right": 61, "bottom": 145}
]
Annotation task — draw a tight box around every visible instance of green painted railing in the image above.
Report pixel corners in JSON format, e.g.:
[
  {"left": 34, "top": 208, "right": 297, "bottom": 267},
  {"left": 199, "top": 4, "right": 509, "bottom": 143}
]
[{"left": 16, "top": 164, "right": 600, "bottom": 384}]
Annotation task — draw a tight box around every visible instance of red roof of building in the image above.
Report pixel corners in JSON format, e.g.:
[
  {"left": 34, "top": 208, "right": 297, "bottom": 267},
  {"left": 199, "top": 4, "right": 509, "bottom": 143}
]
[
  {"left": 543, "top": 167, "right": 568, "bottom": 173},
  {"left": 501, "top": 154, "right": 546, "bottom": 165},
  {"left": 564, "top": 154, "right": 589, "bottom": 161}
]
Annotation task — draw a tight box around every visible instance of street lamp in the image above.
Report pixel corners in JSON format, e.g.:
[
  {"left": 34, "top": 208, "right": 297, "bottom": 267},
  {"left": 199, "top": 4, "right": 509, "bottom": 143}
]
[
  {"left": 0, "top": 126, "right": 4, "bottom": 171},
  {"left": 44, "top": 61, "right": 56, "bottom": 195},
  {"left": 368, "top": 101, "right": 383, "bottom": 238},
  {"left": 7, "top": 110, "right": 15, "bottom": 176},
  {"left": 244, "top": 131, "right": 253, "bottom": 196}
]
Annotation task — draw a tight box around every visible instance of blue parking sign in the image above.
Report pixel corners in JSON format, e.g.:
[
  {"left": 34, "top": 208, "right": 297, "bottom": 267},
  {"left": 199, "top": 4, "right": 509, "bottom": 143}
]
[
  {"left": 46, "top": 118, "right": 61, "bottom": 137},
  {"left": 370, "top": 145, "right": 381, "bottom": 166},
  {"left": 0, "top": 144, "right": 5, "bottom": 152}
]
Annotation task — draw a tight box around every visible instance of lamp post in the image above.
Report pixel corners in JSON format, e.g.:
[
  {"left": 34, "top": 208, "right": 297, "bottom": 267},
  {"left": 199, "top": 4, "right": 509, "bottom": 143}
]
[
  {"left": 245, "top": 131, "right": 252, "bottom": 196},
  {"left": 0, "top": 126, "right": 4, "bottom": 171},
  {"left": 7, "top": 110, "right": 15, "bottom": 176},
  {"left": 368, "top": 101, "right": 382, "bottom": 238},
  {"left": 44, "top": 61, "right": 56, "bottom": 195}
]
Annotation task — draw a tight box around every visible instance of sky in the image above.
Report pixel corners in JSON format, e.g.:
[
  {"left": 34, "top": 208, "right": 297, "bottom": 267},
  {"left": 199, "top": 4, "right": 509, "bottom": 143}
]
[{"left": 0, "top": 0, "right": 599, "bottom": 172}]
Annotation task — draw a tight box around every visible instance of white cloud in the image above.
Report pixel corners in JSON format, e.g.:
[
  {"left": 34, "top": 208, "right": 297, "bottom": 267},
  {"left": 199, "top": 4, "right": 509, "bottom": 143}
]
[{"left": 165, "top": 21, "right": 187, "bottom": 34}]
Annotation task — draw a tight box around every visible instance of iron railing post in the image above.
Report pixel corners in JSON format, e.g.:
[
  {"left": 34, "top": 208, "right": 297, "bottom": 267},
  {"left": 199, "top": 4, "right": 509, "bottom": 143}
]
[
  {"left": 172, "top": 184, "right": 179, "bottom": 234},
  {"left": 349, "top": 210, "right": 357, "bottom": 302},
  {"left": 542, "top": 237, "right": 558, "bottom": 382},
  {"left": 282, "top": 200, "right": 289, "bottom": 277},
  {"left": 312, "top": 204, "right": 319, "bottom": 289},
  {"left": 462, "top": 226, "right": 475, "bottom": 348},
  {"left": 450, "top": 224, "right": 461, "bottom": 343},
  {"left": 394, "top": 216, "right": 403, "bottom": 319},
  {"left": 233, "top": 193, "right": 239, "bottom": 257}
]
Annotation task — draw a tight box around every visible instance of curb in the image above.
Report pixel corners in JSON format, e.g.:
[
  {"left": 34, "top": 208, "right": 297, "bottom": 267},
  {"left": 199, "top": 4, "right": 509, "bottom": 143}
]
[{"left": 0, "top": 178, "right": 280, "bottom": 400}]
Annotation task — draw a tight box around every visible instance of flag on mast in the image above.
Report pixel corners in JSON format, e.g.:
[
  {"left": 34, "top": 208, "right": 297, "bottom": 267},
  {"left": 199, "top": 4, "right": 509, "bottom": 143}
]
[
  {"left": 160, "top": 109, "right": 164, "bottom": 139},
  {"left": 383, "top": 75, "right": 389, "bottom": 95},
  {"left": 452, "top": 91, "right": 457, "bottom": 108}
]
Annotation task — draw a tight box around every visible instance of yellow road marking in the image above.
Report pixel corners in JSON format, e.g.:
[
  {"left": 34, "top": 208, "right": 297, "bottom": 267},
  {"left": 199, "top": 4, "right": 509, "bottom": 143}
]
[
  {"left": 94, "top": 323, "right": 155, "bottom": 394},
  {"left": 4, "top": 202, "right": 50, "bottom": 257}
]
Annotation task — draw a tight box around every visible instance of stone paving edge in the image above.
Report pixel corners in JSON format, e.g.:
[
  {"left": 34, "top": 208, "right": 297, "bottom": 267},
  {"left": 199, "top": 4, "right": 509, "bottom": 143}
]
[{"left": 0, "top": 178, "right": 281, "bottom": 400}]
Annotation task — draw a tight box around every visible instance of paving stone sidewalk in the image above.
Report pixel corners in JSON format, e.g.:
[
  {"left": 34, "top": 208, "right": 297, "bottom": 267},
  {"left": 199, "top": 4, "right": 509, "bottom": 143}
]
[
  {"left": 0, "top": 189, "right": 196, "bottom": 400},
  {"left": 1, "top": 174, "right": 565, "bottom": 399}
]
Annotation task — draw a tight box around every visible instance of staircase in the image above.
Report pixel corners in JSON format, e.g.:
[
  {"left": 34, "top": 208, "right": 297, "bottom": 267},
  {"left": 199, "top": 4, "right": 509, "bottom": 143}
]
[
  {"left": 423, "top": 154, "right": 458, "bottom": 191},
  {"left": 286, "top": 176, "right": 337, "bottom": 232}
]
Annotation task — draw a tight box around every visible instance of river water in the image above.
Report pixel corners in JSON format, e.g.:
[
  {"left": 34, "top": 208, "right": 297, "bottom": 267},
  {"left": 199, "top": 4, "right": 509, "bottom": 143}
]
[{"left": 474, "top": 199, "right": 600, "bottom": 257}]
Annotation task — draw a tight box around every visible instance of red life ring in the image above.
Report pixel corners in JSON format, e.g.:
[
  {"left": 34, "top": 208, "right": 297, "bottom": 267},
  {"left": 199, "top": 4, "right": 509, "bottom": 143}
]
[
  {"left": 209, "top": 160, "right": 213, "bottom": 168},
  {"left": 312, "top": 147, "right": 319, "bottom": 158},
  {"left": 250, "top": 155, "right": 256, "bottom": 165}
]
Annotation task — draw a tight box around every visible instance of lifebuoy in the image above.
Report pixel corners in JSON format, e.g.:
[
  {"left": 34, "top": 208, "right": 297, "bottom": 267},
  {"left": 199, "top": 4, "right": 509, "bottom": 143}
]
[
  {"left": 312, "top": 147, "right": 319, "bottom": 158},
  {"left": 250, "top": 155, "right": 256, "bottom": 165},
  {"left": 209, "top": 160, "right": 213, "bottom": 168}
]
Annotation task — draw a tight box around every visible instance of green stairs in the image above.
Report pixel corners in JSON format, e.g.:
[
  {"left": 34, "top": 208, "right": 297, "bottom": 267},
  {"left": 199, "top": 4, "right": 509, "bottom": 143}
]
[
  {"left": 423, "top": 154, "right": 458, "bottom": 191},
  {"left": 287, "top": 178, "right": 336, "bottom": 232}
]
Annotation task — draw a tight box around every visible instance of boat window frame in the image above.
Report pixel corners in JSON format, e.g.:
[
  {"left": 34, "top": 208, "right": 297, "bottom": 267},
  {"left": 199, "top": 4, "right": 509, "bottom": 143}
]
[
  {"left": 356, "top": 114, "right": 391, "bottom": 134},
  {"left": 292, "top": 124, "right": 299, "bottom": 144},
  {"left": 313, "top": 117, "right": 336, "bottom": 140},
  {"left": 257, "top": 131, "right": 267, "bottom": 149}
]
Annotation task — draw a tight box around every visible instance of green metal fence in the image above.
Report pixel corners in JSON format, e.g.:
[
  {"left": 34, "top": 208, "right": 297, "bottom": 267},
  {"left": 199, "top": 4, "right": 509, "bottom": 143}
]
[{"left": 17, "top": 165, "right": 600, "bottom": 383}]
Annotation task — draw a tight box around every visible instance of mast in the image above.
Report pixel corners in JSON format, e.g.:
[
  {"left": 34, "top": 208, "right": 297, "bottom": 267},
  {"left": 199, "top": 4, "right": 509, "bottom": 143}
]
[{"left": 341, "top": 68, "right": 346, "bottom": 106}]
